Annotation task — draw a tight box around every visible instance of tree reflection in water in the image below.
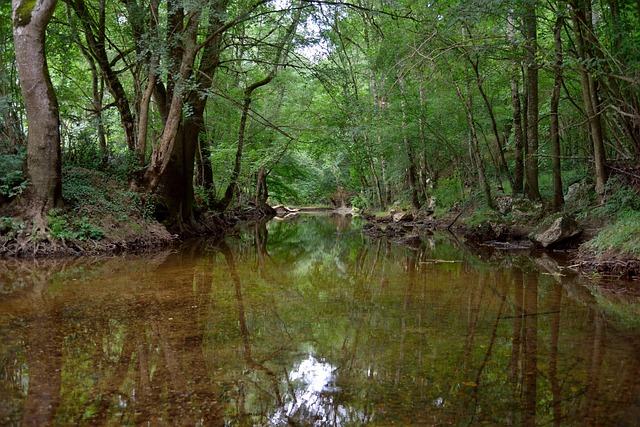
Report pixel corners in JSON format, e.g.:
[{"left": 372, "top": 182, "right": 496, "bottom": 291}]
[{"left": 0, "top": 214, "right": 639, "bottom": 426}]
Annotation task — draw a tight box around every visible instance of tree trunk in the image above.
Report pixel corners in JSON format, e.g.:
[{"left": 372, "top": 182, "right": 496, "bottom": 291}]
[
  {"left": 219, "top": 7, "right": 300, "bottom": 211},
  {"left": 398, "top": 76, "right": 421, "bottom": 211},
  {"left": 12, "top": 0, "right": 62, "bottom": 222},
  {"left": 508, "top": 10, "right": 525, "bottom": 195},
  {"left": 550, "top": 13, "right": 564, "bottom": 212},
  {"left": 523, "top": 1, "right": 541, "bottom": 201},
  {"left": 470, "top": 57, "right": 512, "bottom": 187},
  {"left": 571, "top": 0, "right": 608, "bottom": 200},
  {"left": 453, "top": 78, "right": 494, "bottom": 210},
  {"left": 68, "top": 0, "right": 137, "bottom": 152}
]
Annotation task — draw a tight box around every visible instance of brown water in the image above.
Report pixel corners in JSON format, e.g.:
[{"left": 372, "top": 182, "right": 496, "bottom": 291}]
[{"left": 1, "top": 214, "right": 639, "bottom": 426}]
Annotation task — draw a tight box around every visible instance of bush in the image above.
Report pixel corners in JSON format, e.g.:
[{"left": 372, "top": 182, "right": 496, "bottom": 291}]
[
  {"left": 47, "top": 209, "right": 105, "bottom": 241},
  {"left": 592, "top": 177, "right": 640, "bottom": 218},
  {"left": 433, "top": 176, "right": 464, "bottom": 211},
  {"left": 0, "top": 149, "right": 29, "bottom": 199},
  {"left": 588, "top": 210, "right": 640, "bottom": 256}
]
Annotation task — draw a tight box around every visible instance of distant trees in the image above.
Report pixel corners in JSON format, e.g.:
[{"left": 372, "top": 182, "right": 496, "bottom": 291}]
[{"left": 2, "top": 0, "right": 640, "bottom": 230}]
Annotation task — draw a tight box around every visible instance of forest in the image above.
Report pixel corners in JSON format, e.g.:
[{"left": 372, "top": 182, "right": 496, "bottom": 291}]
[{"left": 1, "top": 0, "right": 640, "bottom": 264}]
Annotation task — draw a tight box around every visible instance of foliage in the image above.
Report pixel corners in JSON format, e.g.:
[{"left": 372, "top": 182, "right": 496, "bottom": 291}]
[
  {"left": 592, "top": 177, "right": 640, "bottom": 217},
  {"left": 0, "top": 218, "right": 31, "bottom": 241},
  {"left": 47, "top": 209, "right": 105, "bottom": 241},
  {"left": 463, "top": 205, "right": 501, "bottom": 228},
  {"left": 62, "top": 167, "right": 155, "bottom": 222},
  {"left": 433, "top": 177, "right": 465, "bottom": 213},
  {"left": 0, "top": 148, "right": 28, "bottom": 199},
  {"left": 587, "top": 210, "right": 640, "bottom": 256}
]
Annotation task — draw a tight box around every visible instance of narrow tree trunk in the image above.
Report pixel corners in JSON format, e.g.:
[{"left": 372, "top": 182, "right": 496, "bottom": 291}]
[
  {"left": 453, "top": 78, "right": 494, "bottom": 209},
  {"left": 398, "top": 76, "right": 421, "bottom": 211},
  {"left": 470, "top": 57, "right": 512, "bottom": 187},
  {"left": 523, "top": 1, "right": 542, "bottom": 201},
  {"left": 219, "top": 7, "right": 300, "bottom": 211},
  {"left": 550, "top": 13, "right": 564, "bottom": 211},
  {"left": 12, "top": 0, "right": 62, "bottom": 222},
  {"left": 571, "top": 0, "right": 608, "bottom": 201},
  {"left": 508, "top": 10, "right": 525, "bottom": 195},
  {"left": 68, "top": 0, "right": 137, "bottom": 152}
]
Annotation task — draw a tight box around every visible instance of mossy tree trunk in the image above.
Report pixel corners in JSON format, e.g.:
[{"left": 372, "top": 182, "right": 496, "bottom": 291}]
[{"left": 12, "top": 0, "right": 62, "bottom": 225}]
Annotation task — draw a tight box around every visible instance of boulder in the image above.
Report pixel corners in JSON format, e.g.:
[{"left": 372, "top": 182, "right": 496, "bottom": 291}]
[
  {"left": 564, "top": 182, "right": 592, "bottom": 212},
  {"left": 530, "top": 215, "right": 582, "bottom": 248},
  {"left": 393, "top": 211, "right": 414, "bottom": 222}
]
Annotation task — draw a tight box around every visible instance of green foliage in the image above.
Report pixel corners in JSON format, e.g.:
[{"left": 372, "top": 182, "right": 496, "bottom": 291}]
[
  {"left": 0, "top": 218, "right": 31, "bottom": 241},
  {"left": 588, "top": 210, "right": 640, "bottom": 256},
  {"left": 47, "top": 209, "right": 105, "bottom": 241},
  {"left": 351, "top": 194, "right": 369, "bottom": 210},
  {"left": 62, "top": 167, "right": 155, "bottom": 222},
  {"left": 464, "top": 206, "right": 501, "bottom": 228},
  {"left": 0, "top": 149, "right": 29, "bottom": 199},
  {"left": 433, "top": 177, "right": 464, "bottom": 212},
  {"left": 596, "top": 177, "right": 640, "bottom": 216}
]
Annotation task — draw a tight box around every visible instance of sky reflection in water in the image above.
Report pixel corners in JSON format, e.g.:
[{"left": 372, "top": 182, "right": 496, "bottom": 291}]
[{"left": 0, "top": 214, "right": 639, "bottom": 426}]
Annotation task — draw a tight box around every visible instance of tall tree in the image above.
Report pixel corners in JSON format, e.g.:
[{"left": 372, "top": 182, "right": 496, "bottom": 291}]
[
  {"left": 219, "top": 5, "right": 302, "bottom": 211},
  {"left": 550, "top": 8, "right": 565, "bottom": 211},
  {"left": 570, "top": 0, "right": 607, "bottom": 201},
  {"left": 12, "top": 0, "right": 62, "bottom": 224},
  {"left": 507, "top": 10, "right": 525, "bottom": 195},
  {"left": 523, "top": 0, "right": 541, "bottom": 201}
]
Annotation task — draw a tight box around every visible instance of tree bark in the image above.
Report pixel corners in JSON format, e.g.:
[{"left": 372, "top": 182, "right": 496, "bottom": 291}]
[
  {"left": 570, "top": 0, "right": 608, "bottom": 201},
  {"left": 12, "top": 0, "right": 62, "bottom": 222},
  {"left": 68, "top": 0, "right": 137, "bottom": 153},
  {"left": 219, "top": 6, "right": 300, "bottom": 211},
  {"left": 398, "top": 76, "right": 421, "bottom": 211},
  {"left": 453, "top": 78, "right": 494, "bottom": 210},
  {"left": 508, "top": 10, "right": 525, "bottom": 195},
  {"left": 550, "top": 13, "right": 564, "bottom": 212},
  {"left": 523, "top": 0, "right": 542, "bottom": 201}
]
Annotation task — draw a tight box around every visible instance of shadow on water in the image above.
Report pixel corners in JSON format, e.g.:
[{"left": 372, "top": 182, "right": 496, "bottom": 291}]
[{"left": 1, "top": 213, "right": 639, "bottom": 426}]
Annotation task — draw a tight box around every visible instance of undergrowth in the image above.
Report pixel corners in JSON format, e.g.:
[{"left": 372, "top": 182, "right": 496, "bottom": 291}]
[
  {"left": 586, "top": 177, "right": 640, "bottom": 257},
  {"left": 588, "top": 211, "right": 640, "bottom": 256}
]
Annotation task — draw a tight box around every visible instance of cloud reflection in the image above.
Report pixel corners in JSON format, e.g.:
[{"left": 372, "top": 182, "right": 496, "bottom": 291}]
[{"left": 270, "top": 355, "right": 365, "bottom": 426}]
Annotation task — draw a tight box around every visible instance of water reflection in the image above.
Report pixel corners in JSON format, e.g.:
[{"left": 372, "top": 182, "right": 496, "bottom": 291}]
[{"left": 0, "top": 214, "right": 639, "bottom": 426}]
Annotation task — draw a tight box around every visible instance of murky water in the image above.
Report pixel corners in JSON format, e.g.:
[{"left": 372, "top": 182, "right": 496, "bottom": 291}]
[{"left": 1, "top": 214, "right": 639, "bottom": 426}]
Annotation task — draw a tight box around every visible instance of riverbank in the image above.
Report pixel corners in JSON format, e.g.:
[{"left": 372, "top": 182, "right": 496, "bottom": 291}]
[{"left": 360, "top": 202, "right": 640, "bottom": 280}]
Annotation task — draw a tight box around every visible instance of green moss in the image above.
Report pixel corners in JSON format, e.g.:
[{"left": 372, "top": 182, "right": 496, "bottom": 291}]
[
  {"left": 14, "top": 0, "right": 37, "bottom": 27},
  {"left": 13, "top": 1, "right": 35, "bottom": 26}
]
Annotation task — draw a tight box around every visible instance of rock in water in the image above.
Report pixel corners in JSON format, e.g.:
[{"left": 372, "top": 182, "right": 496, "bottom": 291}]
[{"left": 530, "top": 215, "right": 582, "bottom": 248}]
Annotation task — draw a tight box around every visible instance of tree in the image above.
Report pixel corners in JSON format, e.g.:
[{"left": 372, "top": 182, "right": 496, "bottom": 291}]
[
  {"left": 550, "top": 8, "right": 565, "bottom": 211},
  {"left": 570, "top": 0, "right": 607, "bottom": 201},
  {"left": 523, "top": 0, "right": 541, "bottom": 201},
  {"left": 12, "top": 0, "right": 62, "bottom": 224}
]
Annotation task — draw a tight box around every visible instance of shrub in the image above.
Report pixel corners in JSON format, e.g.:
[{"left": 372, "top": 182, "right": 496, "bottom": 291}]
[
  {"left": 47, "top": 209, "right": 105, "bottom": 241},
  {"left": 588, "top": 210, "right": 640, "bottom": 256},
  {"left": 434, "top": 176, "right": 464, "bottom": 211},
  {"left": 0, "top": 149, "right": 29, "bottom": 199}
]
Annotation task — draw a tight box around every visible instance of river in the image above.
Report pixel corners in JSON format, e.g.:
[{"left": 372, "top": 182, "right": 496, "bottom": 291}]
[{"left": 0, "top": 213, "right": 639, "bottom": 426}]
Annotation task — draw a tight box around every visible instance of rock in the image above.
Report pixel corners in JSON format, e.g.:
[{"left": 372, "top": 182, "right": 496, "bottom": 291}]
[
  {"left": 530, "top": 215, "right": 582, "bottom": 248},
  {"left": 393, "top": 211, "right": 414, "bottom": 222},
  {"left": 496, "top": 196, "right": 513, "bottom": 215},
  {"left": 564, "top": 182, "right": 592, "bottom": 212}
]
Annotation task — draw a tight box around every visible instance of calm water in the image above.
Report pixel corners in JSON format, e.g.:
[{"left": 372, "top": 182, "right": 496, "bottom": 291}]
[{"left": 1, "top": 214, "right": 639, "bottom": 426}]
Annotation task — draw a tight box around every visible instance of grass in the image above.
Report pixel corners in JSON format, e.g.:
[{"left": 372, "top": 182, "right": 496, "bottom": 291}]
[{"left": 587, "top": 210, "right": 640, "bottom": 256}]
